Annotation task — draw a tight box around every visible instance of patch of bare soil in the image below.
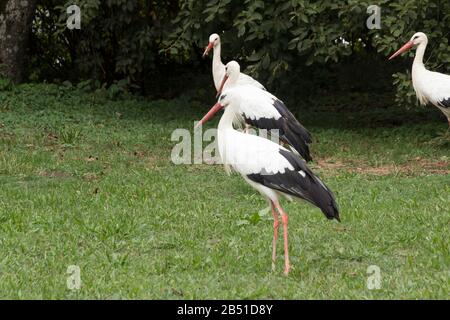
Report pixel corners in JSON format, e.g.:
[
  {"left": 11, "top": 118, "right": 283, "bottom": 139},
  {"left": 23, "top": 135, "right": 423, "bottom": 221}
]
[
  {"left": 38, "top": 170, "right": 72, "bottom": 178},
  {"left": 315, "top": 157, "right": 450, "bottom": 176},
  {"left": 83, "top": 172, "right": 101, "bottom": 182}
]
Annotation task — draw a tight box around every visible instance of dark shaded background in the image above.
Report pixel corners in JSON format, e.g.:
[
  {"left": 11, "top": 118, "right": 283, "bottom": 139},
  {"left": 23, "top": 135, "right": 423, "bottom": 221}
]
[{"left": 1, "top": 0, "right": 450, "bottom": 110}]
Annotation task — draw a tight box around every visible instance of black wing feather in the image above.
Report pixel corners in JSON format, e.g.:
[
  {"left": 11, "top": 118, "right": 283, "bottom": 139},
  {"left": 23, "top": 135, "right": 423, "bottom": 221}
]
[
  {"left": 247, "top": 149, "right": 340, "bottom": 221},
  {"left": 438, "top": 97, "right": 450, "bottom": 108},
  {"left": 243, "top": 98, "right": 313, "bottom": 162},
  {"left": 272, "top": 99, "right": 312, "bottom": 144}
]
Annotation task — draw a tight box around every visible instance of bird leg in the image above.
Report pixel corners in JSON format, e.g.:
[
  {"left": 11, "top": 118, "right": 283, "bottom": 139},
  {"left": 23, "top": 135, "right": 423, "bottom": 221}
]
[
  {"left": 270, "top": 201, "right": 280, "bottom": 272},
  {"left": 274, "top": 201, "right": 290, "bottom": 275}
]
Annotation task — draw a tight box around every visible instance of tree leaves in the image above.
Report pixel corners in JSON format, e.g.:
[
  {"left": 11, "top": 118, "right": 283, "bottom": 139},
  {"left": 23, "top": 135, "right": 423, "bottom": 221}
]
[
  {"left": 163, "top": 0, "right": 450, "bottom": 106},
  {"left": 31, "top": 0, "right": 450, "bottom": 107}
]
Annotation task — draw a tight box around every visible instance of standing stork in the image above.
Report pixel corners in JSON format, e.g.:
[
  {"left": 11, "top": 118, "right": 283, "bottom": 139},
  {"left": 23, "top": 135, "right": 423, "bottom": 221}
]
[
  {"left": 389, "top": 32, "right": 450, "bottom": 126},
  {"left": 195, "top": 91, "right": 340, "bottom": 275},
  {"left": 202, "top": 33, "right": 265, "bottom": 92},
  {"left": 216, "top": 61, "right": 313, "bottom": 162}
]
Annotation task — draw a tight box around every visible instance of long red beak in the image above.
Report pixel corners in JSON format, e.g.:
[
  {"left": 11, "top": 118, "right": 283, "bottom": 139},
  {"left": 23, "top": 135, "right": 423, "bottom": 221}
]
[
  {"left": 389, "top": 41, "right": 414, "bottom": 60},
  {"left": 195, "top": 102, "right": 224, "bottom": 129},
  {"left": 216, "top": 74, "right": 229, "bottom": 98},
  {"left": 202, "top": 42, "right": 214, "bottom": 58}
]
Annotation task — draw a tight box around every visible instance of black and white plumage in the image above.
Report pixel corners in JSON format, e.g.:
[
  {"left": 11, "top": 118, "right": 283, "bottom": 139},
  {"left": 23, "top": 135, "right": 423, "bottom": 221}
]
[
  {"left": 390, "top": 32, "right": 450, "bottom": 126},
  {"left": 247, "top": 149, "right": 339, "bottom": 220},
  {"left": 218, "top": 61, "right": 313, "bottom": 162},
  {"left": 196, "top": 91, "right": 339, "bottom": 275}
]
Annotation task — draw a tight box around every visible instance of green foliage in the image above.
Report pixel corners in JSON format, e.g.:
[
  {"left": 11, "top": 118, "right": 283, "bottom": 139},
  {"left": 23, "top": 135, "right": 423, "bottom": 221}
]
[
  {"left": 30, "top": 0, "right": 179, "bottom": 90},
  {"left": 58, "top": 125, "right": 83, "bottom": 147},
  {"left": 164, "top": 0, "right": 450, "bottom": 105},
  {"left": 0, "top": 77, "right": 13, "bottom": 91},
  {"left": 165, "top": 0, "right": 368, "bottom": 77},
  {"left": 392, "top": 71, "right": 418, "bottom": 108},
  {"left": 27, "top": 1, "right": 450, "bottom": 107},
  {"left": 370, "top": 0, "right": 450, "bottom": 105}
]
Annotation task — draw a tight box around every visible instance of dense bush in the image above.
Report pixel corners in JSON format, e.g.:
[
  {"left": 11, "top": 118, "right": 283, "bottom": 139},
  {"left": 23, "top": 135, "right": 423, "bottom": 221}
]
[
  {"left": 28, "top": 0, "right": 450, "bottom": 107},
  {"left": 30, "top": 0, "right": 179, "bottom": 92},
  {"left": 165, "top": 0, "right": 450, "bottom": 105}
]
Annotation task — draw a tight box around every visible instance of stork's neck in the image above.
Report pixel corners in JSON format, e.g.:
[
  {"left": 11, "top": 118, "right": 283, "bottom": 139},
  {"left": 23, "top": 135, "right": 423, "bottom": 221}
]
[
  {"left": 212, "top": 43, "right": 225, "bottom": 90},
  {"left": 218, "top": 106, "right": 237, "bottom": 132},
  {"left": 213, "top": 42, "right": 223, "bottom": 68},
  {"left": 413, "top": 41, "right": 428, "bottom": 68},
  {"left": 216, "top": 105, "right": 240, "bottom": 172},
  {"left": 228, "top": 71, "right": 240, "bottom": 87},
  {"left": 411, "top": 41, "right": 430, "bottom": 106}
]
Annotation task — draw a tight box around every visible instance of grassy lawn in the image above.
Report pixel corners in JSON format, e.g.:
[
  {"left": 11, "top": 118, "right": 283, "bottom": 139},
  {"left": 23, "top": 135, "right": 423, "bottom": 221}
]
[{"left": 0, "top": 84, "right": 449, "bottom": 299}]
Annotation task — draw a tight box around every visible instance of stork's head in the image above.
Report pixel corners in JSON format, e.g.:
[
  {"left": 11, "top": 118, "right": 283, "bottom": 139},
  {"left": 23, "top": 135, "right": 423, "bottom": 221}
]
[
  {"left": 202, "top": 33, "right": 220, "bottom": 58},
  {"left": 410, "top": 32, "right": 428, "bottom": 46},
  {"left": 216, "top": 61, "right": 241, "bottom": 96},
  {"left": 389, "top": 32, "right": 428, "bottom": 60},
  {"left": 225, "top": 61, "right": 240, "bottom": 77}
]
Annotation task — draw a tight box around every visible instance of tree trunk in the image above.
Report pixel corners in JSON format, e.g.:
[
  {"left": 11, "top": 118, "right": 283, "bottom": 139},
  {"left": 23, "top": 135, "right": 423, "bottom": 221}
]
[{"left": 0, "top": 0, "right": 37, "bottom": 83}]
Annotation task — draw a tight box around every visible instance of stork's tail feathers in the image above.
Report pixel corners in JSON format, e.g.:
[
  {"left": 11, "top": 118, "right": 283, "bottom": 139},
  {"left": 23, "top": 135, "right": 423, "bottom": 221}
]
[
  {"left": 277, "top": 149, "right": 339, "bottom": 220},
  {"left": 321, "top": 196, "right": 340, "bottom": 222},
  {"left": 308, "top": 176, "right": 340, "bottom": 222},
  {"left": 283, "top": 136, "right": 312, "bottom": 162},
  {"left": 282, "top": 125, "right": 313, "bottom": 162}
]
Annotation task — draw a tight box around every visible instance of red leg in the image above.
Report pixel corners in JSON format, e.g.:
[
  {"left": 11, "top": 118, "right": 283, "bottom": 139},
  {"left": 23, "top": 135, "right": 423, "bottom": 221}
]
[
  {"left": 270, "top": 201, "right": 279, "bottom": 271},
  {"left": 274, "top": 201, "right": 290, "bottom": 275}
]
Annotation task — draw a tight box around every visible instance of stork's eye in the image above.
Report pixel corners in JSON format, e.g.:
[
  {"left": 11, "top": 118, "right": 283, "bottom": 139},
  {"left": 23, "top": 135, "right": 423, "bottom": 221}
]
[
  {"left": 220, "top": 94, "right": 226, "bottom": 100},
  {"left": 413, "top": 36, "right": 419, "bottom": 40}
]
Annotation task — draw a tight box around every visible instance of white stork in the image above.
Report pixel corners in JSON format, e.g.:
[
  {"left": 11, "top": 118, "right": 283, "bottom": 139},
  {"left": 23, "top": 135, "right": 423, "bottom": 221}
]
[
  {"left": 195, "top": 92, "right": 340, "bottom": 275},
  {"left": 216, "top": 61, "right": 313, "bottom": 162},
  {"left": 389, "top": 32, "right": 450, "bottom": 126},
  {"left": 202, "top": 33, "right": 265, "bottom": 92}
]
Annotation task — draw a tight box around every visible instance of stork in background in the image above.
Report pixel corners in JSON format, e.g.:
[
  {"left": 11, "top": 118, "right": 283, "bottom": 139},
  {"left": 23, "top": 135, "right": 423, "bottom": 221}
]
[
  {"left": 195, "top": 92, "right": 340, "bottom": 275},
  {"left": 202, "top": 33, "right": 265, "bottom": 92},
  {"left": 389, "top": 32, "right": 450, "bottom": 127},
  {"left": 216, "top": 61, "right": 313, "bottom": 162}
]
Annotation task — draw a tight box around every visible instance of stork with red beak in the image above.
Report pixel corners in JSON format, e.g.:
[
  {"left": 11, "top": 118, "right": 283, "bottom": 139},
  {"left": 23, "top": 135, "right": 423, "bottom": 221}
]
[
  {"left": 215, "top": 61, "right": 313, "bottom": 162},
  {"left": 196, "top": 92, "right": 340, "bottom": 275},
  {"left": 203, "top": 33, "right": 265, "bottom": 92},
  {"left": 389, "top": 32, "right": 450, "bottom": 127}
]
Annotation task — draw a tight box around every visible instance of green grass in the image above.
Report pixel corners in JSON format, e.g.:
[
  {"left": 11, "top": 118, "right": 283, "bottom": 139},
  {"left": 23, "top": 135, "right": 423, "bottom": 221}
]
[{"left": 0, "top": 83, "right": 449, "bottom": 299}]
